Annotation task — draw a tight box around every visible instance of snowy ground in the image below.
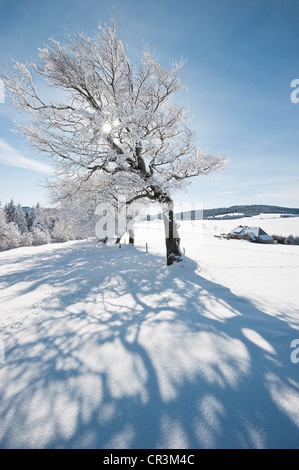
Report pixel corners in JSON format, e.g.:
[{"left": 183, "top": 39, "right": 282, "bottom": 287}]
[{"left": 0, "top": 216, "right": 299, "bottom": 449}]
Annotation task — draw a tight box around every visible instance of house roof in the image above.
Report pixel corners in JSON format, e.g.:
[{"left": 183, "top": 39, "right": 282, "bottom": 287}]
[
  {"left": 258, "top": 234, "right": 273, "bottom": 241},
  {"left": 230, "top": 225, "right": 273, "bottom": 240}
]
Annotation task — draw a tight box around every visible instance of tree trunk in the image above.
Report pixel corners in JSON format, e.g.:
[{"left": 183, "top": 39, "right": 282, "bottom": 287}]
[
  {"left": 128, "top": 228, "right": 134, "bottom": 245},
  {"left": 163, "top": 203, "right": 182, "bottom": 265}
]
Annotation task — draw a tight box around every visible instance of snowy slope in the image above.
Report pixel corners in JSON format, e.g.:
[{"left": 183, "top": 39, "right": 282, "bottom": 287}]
[{"left": 0, "top": 217, "right": 299, "bottom": 449}]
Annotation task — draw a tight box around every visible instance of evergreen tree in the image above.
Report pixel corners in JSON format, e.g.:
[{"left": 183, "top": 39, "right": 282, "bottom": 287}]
[
  {"left": 25, "top": 206, "right": 37, "bottom": 231},
  {"left": 0, "top": 206, "right": 21, "bottom": 250},
  {"left": 4, "top": 200, "right": 28, "bottom": 233},
  {"left": 4, "top": 199, "right": 17, "bottom": 224},
  {"left": 15, "top": 204, "right": 28, "bottom": 234}
]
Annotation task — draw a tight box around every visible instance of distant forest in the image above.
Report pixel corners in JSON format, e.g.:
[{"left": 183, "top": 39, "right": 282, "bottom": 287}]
[{"left": 175, "top": 205, "right": 299, "bottom": 221}]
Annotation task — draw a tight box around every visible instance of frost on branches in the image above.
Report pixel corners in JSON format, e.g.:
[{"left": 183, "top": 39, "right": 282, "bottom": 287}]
[{"left": 2, "top": 20, "right": 228, "bottom": 264}]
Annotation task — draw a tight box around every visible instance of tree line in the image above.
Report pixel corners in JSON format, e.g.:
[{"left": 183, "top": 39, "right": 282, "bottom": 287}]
[{"left": 0, "top": 200, "right": 93, "bottom": 251}]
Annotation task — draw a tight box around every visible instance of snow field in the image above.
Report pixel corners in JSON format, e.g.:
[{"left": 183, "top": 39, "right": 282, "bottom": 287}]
[{"left": 0, "top": 216, "right": 299, "bottom": 448}]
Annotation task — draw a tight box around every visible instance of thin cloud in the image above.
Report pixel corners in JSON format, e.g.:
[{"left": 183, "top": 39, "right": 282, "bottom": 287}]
[
  {"left": 0, "top": 78, "right": 4, "bottom": 103},
  {"left": 0, "top": 139, "right": 53, "bottom": 174}
]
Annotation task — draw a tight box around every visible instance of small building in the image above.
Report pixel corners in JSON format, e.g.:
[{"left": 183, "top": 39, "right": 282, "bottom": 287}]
[{"left": 228, "top": 225, "right": 274, "bottom": 244}]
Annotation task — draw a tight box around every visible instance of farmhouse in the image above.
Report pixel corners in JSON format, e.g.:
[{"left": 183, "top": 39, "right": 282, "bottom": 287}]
[{"left": 228, "top": 225, "right": 274, "bottom": 244}]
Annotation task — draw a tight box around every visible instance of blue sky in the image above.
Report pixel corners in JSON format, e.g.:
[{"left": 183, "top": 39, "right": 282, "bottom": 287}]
[{"left": 0, "top": 0, "right": 298, "bottom": 209}]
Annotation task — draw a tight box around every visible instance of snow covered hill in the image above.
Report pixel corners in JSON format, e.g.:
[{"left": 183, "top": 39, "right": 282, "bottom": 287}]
[{"left": 0, "top": 217, "right": 299, "bottom": 449}]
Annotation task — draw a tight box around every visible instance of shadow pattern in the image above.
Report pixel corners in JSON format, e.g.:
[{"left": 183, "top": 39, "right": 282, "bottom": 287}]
[{"left": 0, "top": 241, "right": 298, "bottom": 448}]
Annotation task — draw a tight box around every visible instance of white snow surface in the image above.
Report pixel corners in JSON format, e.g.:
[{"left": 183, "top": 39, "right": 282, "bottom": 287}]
[{"left": 0, "top": 216, "right": 299, "bottom": 449}]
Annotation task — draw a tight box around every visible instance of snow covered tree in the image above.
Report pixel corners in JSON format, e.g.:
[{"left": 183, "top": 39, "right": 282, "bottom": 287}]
[
  {"left": 25, "top": 206, "right": 37, "bottom": 232},
  {"left": 33, "top": 203, "right": 50, "bottom": 232},
  {"left": 2, "top": 19, "right": 228, "bottom": 265},
  {"left": 48, "top": 172, "right": 142, "bottom": 244},
  {"left": 27, "top": 204, "right": 54, "bottom": 245},
  {"left": 0, "top": 206, "right": 21, "bottom": 250},
  {"left": 4, "top": 200, "right": 17, "bottom": 224},
  {"left": 15, "top": 204, "right": 28, "bottom": 234},
  {"left": 5, "top": 200, "right": 28, "bottom": 234}
]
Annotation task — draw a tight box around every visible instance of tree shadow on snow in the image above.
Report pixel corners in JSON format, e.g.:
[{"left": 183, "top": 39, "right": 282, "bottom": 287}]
[{"left": 0, "top": 241, "right": 298, "bottom": 449}]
